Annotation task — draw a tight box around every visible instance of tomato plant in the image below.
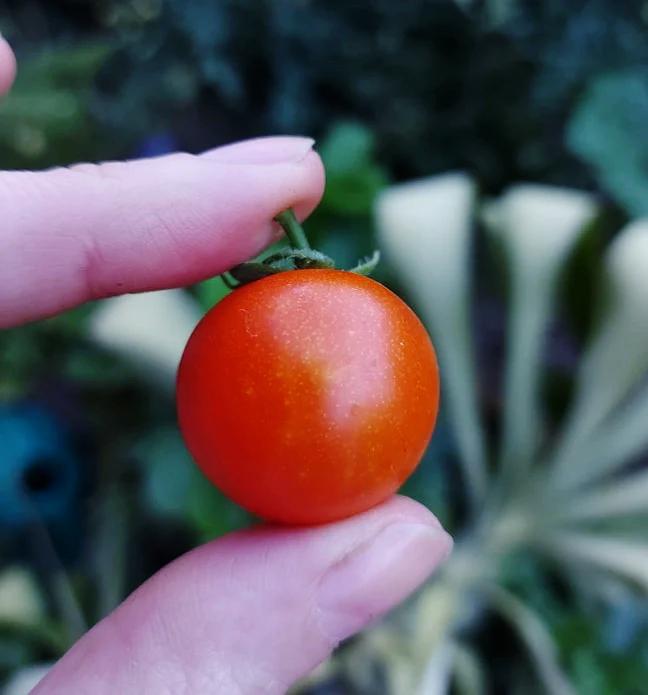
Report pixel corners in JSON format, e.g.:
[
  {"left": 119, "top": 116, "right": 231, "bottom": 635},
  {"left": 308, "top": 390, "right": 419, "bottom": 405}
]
[{"left": 177, "top": 210, "right": 439, "bottom": 524}]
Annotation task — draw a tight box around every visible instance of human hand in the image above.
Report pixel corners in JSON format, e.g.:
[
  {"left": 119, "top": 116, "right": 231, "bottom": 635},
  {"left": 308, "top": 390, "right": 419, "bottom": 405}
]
[{"left": 0, "top": 38, "right": 452, "bottom": 694}]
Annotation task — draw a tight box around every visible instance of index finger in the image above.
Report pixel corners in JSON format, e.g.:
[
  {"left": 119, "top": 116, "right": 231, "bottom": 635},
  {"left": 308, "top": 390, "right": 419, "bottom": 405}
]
[
  {"left": 0, "top": 35, "right": 16, "bottom": 95},
  {"left": 0, "top": 137, "right": 324, "bottom": 327}
]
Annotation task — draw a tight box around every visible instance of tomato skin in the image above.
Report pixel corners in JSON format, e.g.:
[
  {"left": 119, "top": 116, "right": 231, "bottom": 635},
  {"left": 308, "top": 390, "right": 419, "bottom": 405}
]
[{"left": 177, "top": 269, "right": 439, "bottom": 525}]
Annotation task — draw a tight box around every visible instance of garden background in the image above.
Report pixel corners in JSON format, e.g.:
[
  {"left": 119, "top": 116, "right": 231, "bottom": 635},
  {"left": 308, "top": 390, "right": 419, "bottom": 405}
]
[{"left": 2, "top": 2, "right": 648, "bottom": 693}]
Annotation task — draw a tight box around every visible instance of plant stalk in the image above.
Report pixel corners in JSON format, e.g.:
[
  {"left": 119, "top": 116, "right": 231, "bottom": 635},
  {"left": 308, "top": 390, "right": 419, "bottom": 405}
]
[{"left": 275, "top": 209, "right": 311, "bottom": 250}]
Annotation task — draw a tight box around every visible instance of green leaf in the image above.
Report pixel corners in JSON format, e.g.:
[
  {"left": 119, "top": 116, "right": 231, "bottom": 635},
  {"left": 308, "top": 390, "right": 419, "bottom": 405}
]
[
  {"left": 228, "top": 262, "right": 282, "bottom": 284},
  {"left": 319, "top": 122, "right": 388, "bottom": 216},
  {"left": 135, "top": 428, "right": 196, "bottom": 518},
  {"left": 553, "top": 612, "right": 648, "bottom": 695},
  {"left": 348, "top": 250, "right": 381, "bottom": 275},
  {"left": 187, "top": 472, "right": 250, "bottom": 541},
  {"left": 16, "top": 43, "right": 113, "bottom": 87},
  {"left": 135, "top": 428, "right": 249, "bottom": 540},
  {"left": 319, "top": 122, "right": 376, "bottom": 174},
  {"left": 193, "top": 276, "right": 232, "bottom": 312},
  {"left": 568, "top": 69, "right": 648, "bottom": 216}
]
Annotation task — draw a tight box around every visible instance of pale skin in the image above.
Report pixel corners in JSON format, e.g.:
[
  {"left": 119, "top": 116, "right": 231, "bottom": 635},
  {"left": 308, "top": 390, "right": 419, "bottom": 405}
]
[{"left": 0, "top": 38, "right": 452, "bottom": 694}]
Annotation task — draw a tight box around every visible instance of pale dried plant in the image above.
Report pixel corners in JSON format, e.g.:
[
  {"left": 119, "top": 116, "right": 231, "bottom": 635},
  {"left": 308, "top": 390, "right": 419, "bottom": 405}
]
[{"left": 309, "top": 175, "right": 648, "bottom": 694}]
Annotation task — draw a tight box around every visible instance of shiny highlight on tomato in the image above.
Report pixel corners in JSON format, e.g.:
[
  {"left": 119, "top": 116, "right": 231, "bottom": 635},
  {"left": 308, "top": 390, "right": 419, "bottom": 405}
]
[{"left": 177, "top": 269, "right": 439, "bottom": 524}]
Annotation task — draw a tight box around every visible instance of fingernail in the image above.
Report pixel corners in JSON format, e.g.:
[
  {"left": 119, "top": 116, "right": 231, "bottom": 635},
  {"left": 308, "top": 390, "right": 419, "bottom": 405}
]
[
  {"left": 317, "top": 522, "right": 452, "bottom": 643},
  {"left": 200, "top": 136, "right": 315, "bottom": 165}
]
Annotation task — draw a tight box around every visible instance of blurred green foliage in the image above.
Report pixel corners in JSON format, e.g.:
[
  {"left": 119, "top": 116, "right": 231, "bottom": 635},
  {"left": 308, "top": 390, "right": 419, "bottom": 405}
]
[
  {"left": 306, "top": 122, "right": 389, "bottom": 272},
  {"left": 0, "top": 42, "right": 113, "bottom": 168},
  {"left": 560, "top": 618, "right": 648, "bottom": 695},
  {"left": 504, "top": 555, "right": 648, "bottom": 695},
  {"left": 318, "top": 123, "right": 388, "bottom": 217},
  {"left": 568, "top": 68, "right": 648, "bottom": 217},
  {"left": 1, "top": 0, "right": 647, "bottom": 203}
]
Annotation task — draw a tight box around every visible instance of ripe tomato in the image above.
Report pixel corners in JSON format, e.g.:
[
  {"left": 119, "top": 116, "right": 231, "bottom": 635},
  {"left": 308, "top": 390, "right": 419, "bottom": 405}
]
[{"left": 177, "top": 269, "right": 439, "bottom": 524}]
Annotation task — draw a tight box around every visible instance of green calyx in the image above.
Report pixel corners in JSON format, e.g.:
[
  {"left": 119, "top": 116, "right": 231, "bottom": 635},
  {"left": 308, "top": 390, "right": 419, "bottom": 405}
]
[{"left": 224, "top": 209, "right": 380, "bottom": 288}]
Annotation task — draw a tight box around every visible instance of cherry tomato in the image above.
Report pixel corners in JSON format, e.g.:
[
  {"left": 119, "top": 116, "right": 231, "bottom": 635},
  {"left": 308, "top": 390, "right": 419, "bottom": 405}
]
[{"left": 177, "top": 269, "right": 439, "bottom": 524}]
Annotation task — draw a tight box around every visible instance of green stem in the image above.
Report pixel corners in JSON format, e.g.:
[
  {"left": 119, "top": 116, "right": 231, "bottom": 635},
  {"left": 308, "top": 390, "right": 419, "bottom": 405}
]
[{"left": 275, "top": 209, "right": 310, "bottom": 250}]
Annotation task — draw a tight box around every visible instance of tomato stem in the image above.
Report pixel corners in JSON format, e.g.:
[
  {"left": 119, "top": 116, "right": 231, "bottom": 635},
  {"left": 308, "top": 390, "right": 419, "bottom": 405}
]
[
  {"left": 225, "top": 207, "right": 380, "bottom": 288},
  {"left": 275, "top": 209, "right": 311, "bottom": 251}
]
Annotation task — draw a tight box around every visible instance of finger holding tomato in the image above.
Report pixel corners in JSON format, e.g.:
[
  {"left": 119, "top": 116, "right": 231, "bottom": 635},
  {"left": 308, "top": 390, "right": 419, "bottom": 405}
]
[{"left": 2, "top": 36, "right": 450, "bottom": 688}]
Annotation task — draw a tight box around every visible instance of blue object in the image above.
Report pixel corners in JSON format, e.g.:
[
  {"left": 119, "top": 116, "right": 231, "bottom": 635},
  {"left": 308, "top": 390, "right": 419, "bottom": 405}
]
[
  {"left": 0, "top": 402, "right": 82, "bottom": 528},
  {"left": 133, "top": 132, "right": 178, "bottom": 158},
  {"left": 604, "top": 596, "right": 648, "bottom": 652}
]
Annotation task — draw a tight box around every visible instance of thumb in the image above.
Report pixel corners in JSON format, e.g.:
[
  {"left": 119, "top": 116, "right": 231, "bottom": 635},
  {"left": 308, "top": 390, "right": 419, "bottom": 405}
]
[{"left": 33, "top": 496, "right": 451, "bottom": 694}]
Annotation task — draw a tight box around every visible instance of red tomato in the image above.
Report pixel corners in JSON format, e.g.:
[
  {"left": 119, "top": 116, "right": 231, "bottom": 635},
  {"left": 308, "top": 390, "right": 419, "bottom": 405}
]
[{"left": 177, "top": 269, "right": 439, "bottom": 524}]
